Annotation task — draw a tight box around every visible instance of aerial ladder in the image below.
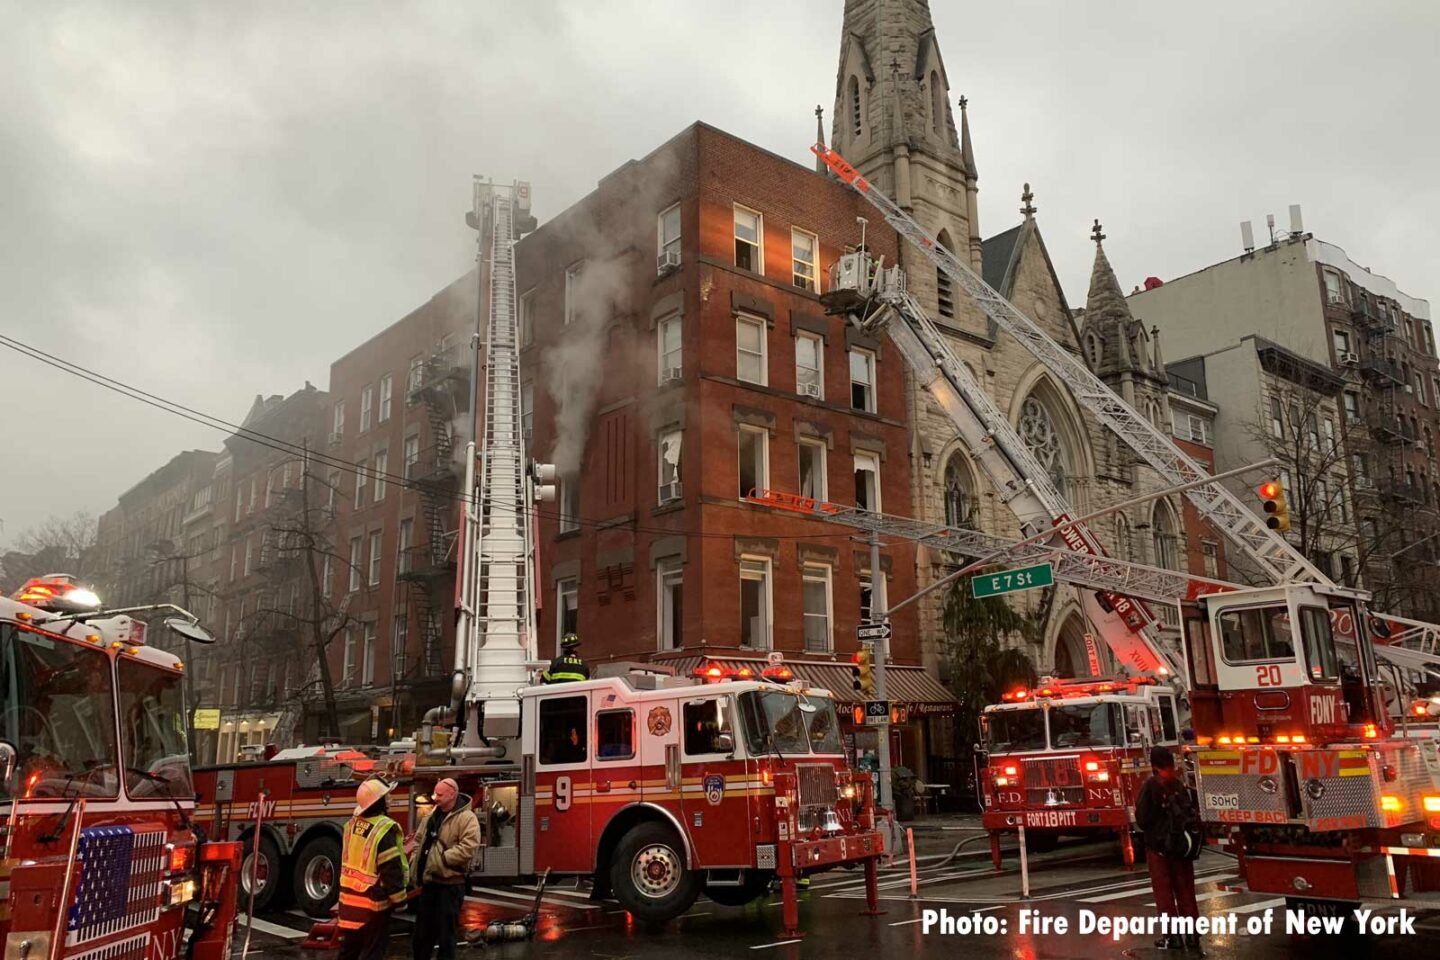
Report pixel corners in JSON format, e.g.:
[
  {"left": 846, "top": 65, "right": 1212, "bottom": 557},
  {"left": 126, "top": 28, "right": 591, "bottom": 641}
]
[{"left": 425, "top": 178, "right": 554, "bottom": 761}]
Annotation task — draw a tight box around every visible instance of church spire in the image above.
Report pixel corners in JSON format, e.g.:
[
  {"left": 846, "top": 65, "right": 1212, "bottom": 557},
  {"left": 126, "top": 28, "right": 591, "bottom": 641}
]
[
  {"left": 1021, "top": 182, "right": 1036, "bottom": 222},
  {"left": 959, "top": 94, "right": 976, "bottom": 180},
  {"left": 1086, "top": 219, "right": 1135, "bottom": 329}
]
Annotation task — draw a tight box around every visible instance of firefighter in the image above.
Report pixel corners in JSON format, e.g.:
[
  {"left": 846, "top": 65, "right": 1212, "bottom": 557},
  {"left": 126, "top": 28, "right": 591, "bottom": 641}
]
[
  {"left": 540, "top": 633, "right": 590, "bottom": 684},
  {"left": 337, "top": 777, "right": 409, "bottom": 960}
]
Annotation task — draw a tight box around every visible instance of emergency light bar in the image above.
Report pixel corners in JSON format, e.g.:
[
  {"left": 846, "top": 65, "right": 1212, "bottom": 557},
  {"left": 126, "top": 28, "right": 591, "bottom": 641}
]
[{"left": 13, "top": 574, "right": 102, "bottom": 613}]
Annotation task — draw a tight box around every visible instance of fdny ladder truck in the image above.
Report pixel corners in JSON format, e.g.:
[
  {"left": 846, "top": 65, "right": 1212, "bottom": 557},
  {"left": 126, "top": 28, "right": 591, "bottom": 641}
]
[
  {"left": 807, "top": 143, "right": 1440, "bottom": 911},
  {"left": 2, "top": 576, "right": 242, "bottom": 960}
]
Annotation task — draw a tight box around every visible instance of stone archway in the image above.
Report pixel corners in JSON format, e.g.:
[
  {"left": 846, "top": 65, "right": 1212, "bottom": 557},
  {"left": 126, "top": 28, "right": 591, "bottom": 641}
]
[{"left": 1052, "top": 612, "right": 1094, "bottom": 679}]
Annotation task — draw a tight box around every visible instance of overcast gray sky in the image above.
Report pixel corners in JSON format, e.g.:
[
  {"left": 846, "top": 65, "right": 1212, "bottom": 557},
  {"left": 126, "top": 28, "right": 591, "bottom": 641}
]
[{"left": 3, "top": 0, "right": 1437, "bottom": 546}]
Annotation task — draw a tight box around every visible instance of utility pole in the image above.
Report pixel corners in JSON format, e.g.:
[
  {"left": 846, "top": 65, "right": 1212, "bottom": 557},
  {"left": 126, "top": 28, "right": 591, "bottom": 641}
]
[{"left": 868, "top": 525, "right": 893, "bottom": 811}]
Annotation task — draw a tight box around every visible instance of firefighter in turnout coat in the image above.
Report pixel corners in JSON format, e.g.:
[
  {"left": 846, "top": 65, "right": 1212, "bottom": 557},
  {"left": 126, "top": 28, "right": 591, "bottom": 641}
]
[
  {"left": 338, "top": 778, "right": 409, "bottom": 960},
  {"left": 541, "top": 633, "right": 590, "bottom": 683}
]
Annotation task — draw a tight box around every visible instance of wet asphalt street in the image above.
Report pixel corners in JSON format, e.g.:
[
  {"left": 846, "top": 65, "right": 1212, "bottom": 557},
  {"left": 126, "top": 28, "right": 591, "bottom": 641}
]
[{"left": 235, "top": 839, "right": 1440, "bottom": 959}]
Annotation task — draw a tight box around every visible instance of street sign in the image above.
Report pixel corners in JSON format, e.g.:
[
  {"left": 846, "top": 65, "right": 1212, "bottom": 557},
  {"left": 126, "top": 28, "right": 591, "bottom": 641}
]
[
  {"left": 856, "top": 619, "right": 891, "bottom": 643},
  {"left": 862, "top": 699, "right": 891, "bottom": 725},
  {"left": 971, "top": 562, "right": 1054, "bottom": 599},
  {"left": 193, "top": 708, "right": 221, "bottom": 730}
]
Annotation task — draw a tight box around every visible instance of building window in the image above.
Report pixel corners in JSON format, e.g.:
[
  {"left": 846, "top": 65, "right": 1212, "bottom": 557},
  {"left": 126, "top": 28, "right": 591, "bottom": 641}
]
[
  {"left": 854, "top": 451, "right": 881, "bottom": 512},
  {"left": 349, "top": 537, "right": 363, "bottom": 592},
  {"left": 657, "top": 203, "right": 681, "bottom": 269},
  {"left": 1152, "top": 501, "right": 1179, "bottom": 570},
  {"left": 333, "top": 400, "right": 345, "bottom": 438},
  {"left": 362, "top": 621, "right": 377, "bottom": 687},
  {"left": 936, "top": 230, "right": 956, "bottom": 317},
  {"left": 404, "top": 436, "right": 420, "bottom": 479},
  {"left": 521, "top": 382, "right": 534, "bottom": 438},
  {"left": 739, "top": 557, "right": 771, "bottom": 649},
  {"left": 1323, "top": 271, "right": 1345, "bottom": 305},
  {"left": 1332, "top": 329, "right": 1351, "bottom": 356},
  {"left": 1342, "top": 391, "right": 1360, "bottom": 422},
  {"left": 368, "top": 531, "right": 382, "bottom": 586},
  {"left": 657, "top": 559, "right": 683, "bottom": 651},
  {"left": 392, "top": 614, "right": 409, "bottom": 678},
  {"left": 798, "top": 438, "right": 827, "bottom": 501},
  {"left": 397, "top": 518, "right": 413, "bottom": 574},
  {"left": 792, "top": 228, "right": 818, "bottom": 291},
  {"left": 848, "top": 76, "right": 862, "bottom": 137},
  {"left": 657, "top": 314, "right": 682, "bottom": 383},
  {"left": 234, "top": 486, "right": 243, "bottom": 523},
  {"left": 1353, "top": 452, "right": 1370, "bottom": 484},
  {"left": 519, "top": 289, "right": 535, "bottom": 347},
  {"left": 1339, "top": 554, "right": 1356, "bottom": 587},
  {"left": 1185, "top": 414, "right": 1209, "bottom": 445},
  {"left": 243, "top": 538, "right": 252, "bottom": 577},
  {"left": 559, "top": 476, "right": 580, "bottom": 533},
  {"left": 1418, "top": 373, "right": 1429, "bottom": 406},
  {"left": 341, "top": 630, "right": 356, "bottom": 687},
  {"left": 658, "top": 429, "right": 682, "bottom": 503},
  {"left": 373, "top": 449, "right": 388, "bottom": 502},
  {"left": 1269, "top": 397, "right": 1285, "bottom": 436},
  {"left": 354, "top": 460, "right": 367, "bottom": 504},
  {"left": 736, "top": 316, "right": 767, "bottom": 385},
  {"left": 802, "top": 564, "right": 832, "bottom": 653},
  {"left": 944, "top": 455, "right": 976, "bottom": 528},
  {"left": 795, "top": 332, "right": 823, "bottom": 399},
  {"left": 738, "top": 426, "right": 769, "bottom": 500},
  {"left": 360, "top": 386, "right": 373, "bottom": 432},
  {"left": 379, "top": 374, "right": 393, "bottom": 422},
  {"left": 556, "top": 578, "right": 578, "bottom": 656},
  {"left": 849, "top": 348, "right": 876, "bottom": 413},
  {"left": 322, "top": 554, "right": 333, "bottom": 597},
  {"left": 929, "top": 70, "right": 943, "bottom": 135},
  {"left": 734, "top": 205, "right": 763, "bottom": 274},
  {"left": 859, "top": 572, "right": 887, "bottom": 622},
  {"left": 564, "top": 262, "right": 583, "bottom": 325},
  {"left": 264, "top": 473, "right": 273, "bottom": 509}
]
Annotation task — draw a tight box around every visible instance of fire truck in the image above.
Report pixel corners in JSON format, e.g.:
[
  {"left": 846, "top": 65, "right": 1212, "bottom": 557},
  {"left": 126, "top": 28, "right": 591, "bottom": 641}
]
[
  {"left": 807, "top": 142, "right": 1440, "bottom": 912},
  {"left": 2, "top": 576, "right": 241, "bottom": 960},
  {"left": 978, "top": 677, "right": 1183, "bottom": 866}
]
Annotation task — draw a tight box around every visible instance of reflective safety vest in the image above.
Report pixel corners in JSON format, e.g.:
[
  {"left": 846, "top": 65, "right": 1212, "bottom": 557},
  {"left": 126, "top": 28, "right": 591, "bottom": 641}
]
[
  {"left": 542, "top": 653, "right": 589, "bottom": 683},
  {"left": 337, "top": 814, "right": 408, "bottom": 929}
]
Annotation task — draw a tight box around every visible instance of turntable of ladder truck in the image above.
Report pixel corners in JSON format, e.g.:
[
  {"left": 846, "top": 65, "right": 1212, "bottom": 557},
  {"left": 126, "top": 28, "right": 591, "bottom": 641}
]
[
  {"left": 1, "top": 574, "right": 242, "bottom": 960},
  {"left": 980, "top": 676, "right": 1184, "bottom": 867}
]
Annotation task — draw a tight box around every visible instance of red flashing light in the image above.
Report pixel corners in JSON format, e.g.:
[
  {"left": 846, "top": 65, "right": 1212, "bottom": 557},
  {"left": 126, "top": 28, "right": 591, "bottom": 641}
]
[
  {"left": 761, "top": 665, "right": 794, "bottom": 682},
  {"left": 169, "top": 844, "right": 194, "bottom": 873},
  {"left": 853, "top": 705, "right": 865, "bottom": 725},
  {"left": 1258, "top": 481, "right": 1282, "bottom": 499},
  {"left": 1084, "top": 761, "right": 1100, "bottom": 772},
  {"left": 1003, "top": 765, "right": 1018, "bottom": 777},
  {"left": 1011, "top": 688, "right": 1029, "bottom": 701},
  {"left": 1364, "top": 723, "right": 1379, "bottom": 739},
  {"left": 734, "top": 667, "right": 756, "bottom": 680}
]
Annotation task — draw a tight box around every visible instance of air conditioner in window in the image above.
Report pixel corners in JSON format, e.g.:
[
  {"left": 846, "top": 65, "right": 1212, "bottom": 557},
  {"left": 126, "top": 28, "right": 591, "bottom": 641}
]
[
  {"left": 1405, "top": 383, "right": 1415, "bottom": 394},
  {"left": 661, "top": 366, "right": 683, "bottom": 385},
  {"left": 799, "top": 381, "right": 822, "bottom": 399},
  {"left": 1339, "top": 351, "right": 1360, "bottom": 365},
  {"left": 328, "top": 431, "right": 343, "bottom": 446},
  {"left": 659, "top": 480, "right": 682, "bottom": 503},
  {"left": 657, "top": 248, "right": 681, "bottom": 275}
]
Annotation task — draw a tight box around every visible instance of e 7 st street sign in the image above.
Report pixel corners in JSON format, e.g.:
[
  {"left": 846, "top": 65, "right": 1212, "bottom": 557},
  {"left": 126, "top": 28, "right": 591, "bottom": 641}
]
[{"left": 971, "top": 562, "right": 1054, "bottom": 599}]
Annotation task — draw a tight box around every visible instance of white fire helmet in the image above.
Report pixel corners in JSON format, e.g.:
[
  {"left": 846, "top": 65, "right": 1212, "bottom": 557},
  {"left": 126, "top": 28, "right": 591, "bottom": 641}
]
[{"left": 353, "top": 777, "right": 396, "bottom": 817}]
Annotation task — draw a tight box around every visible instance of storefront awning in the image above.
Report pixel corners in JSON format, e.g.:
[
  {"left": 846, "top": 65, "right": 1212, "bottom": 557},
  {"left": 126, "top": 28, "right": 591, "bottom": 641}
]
[{"left": 656, "top": 655, "right": 957, "bottom": 716}]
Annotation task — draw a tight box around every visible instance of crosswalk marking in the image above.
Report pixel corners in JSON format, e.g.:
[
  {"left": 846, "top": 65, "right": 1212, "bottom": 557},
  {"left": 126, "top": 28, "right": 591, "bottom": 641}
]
[
  {"left": 1078, "top": 873, "right": 1235, "bottom": 904},
  {"left": 243, "top": 917, "right": 307, "bottom": 941}
]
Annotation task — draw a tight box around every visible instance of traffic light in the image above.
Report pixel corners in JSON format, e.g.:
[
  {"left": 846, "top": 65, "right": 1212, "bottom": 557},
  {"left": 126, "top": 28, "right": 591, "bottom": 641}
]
[
  {"left": 1259, "top": 480, "right": 1290, "bottom": 533},
  {"left": 852, "top": 646, "right": 876, "bottom": 698}
]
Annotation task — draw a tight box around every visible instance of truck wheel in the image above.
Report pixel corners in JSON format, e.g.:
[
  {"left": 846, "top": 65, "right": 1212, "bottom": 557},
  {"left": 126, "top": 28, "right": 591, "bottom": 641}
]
[
  {"left": 239, "top": 833, "right": 288, "bottom": 912},
  {"left": 703, "top": 870, "right": 773, "bottom": 907},
  {"left": 609, "top": 822, "right": 700, "bottom": 923},
  {"left": 293, "top": 835, "right": 343, "bottom": 918}
]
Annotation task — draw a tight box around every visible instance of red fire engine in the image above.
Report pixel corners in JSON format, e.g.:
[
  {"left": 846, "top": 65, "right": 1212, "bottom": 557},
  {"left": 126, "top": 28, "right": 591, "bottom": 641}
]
[
  {"left": 979, "top": 677, "right": 1183, "bottom": 866},
  {"left": 2, "top": 576, "right": 241, "bottom": 960}
]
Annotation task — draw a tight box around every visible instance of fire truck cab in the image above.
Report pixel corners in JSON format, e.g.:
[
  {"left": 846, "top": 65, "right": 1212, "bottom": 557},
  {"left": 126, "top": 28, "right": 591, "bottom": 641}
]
[
  {"left": 428, "top": 663, "right": 884, "bottom": 923},
  {"left": 1181, "top": 582, "right": 1440, "bottom": 905},
  {"left": 979, "top": 677, "right": 1182, "bottom": 865}
]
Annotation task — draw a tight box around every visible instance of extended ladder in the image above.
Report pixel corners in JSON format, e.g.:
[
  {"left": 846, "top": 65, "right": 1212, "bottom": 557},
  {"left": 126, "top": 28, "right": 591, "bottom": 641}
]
[{"left": 813, "top": 144, "right": 1327, "bottom": 588}]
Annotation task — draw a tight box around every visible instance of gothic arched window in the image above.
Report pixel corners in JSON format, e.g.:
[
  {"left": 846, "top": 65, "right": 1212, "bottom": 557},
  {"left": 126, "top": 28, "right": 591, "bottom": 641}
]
[
  {"left": 1113, "top": 513, "right": 1133, "bottom": 562},
  {"left": 1086, "top": 335, "right": 1102, "bottom": 368},
  {"left": 1019, "top": 394, "right": 1073, "bottom": 499},
  {"left": 1152, "top": 500, "right": 1180, "bottom": 571},
  {"left": 930, "top": 71, "right": 943, "bottom": 135},
  {"left": 936, "top": 229, "right": 955, "bottom": 318},
  {"left": 848, "top": 76, "right": 862, "bottom": 137},
  {"left": 943, "top": 454, "right": 975, "bottom": 529}
]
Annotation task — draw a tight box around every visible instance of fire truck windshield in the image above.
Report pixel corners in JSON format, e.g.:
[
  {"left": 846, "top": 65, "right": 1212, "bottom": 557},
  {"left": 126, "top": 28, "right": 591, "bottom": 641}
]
[
  {"left": 740, "top": 691, "right": 843, "bottom": 755},
  {"left": 984, "top": 707, "right": 1046, "bottom": 753},
  {"left": 1047, "top": 702, "right": 1123, "bottom": 749},
  {"left": 0, "top": 622, "right": 119, "bottom": 800},
  {"left": 118, "top": 658, "right": 193, "bottom": 799}
]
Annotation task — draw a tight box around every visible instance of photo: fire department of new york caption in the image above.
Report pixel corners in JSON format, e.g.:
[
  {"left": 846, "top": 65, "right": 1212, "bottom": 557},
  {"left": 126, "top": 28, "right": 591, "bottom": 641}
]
[{"left": 921, "top": 907, "right": 1420, "bottom": 940}]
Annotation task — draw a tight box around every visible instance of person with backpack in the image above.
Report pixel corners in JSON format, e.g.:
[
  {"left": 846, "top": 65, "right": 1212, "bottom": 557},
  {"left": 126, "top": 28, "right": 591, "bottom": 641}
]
[{"left": 1135, "top": 746, "right": 1202, "bottom": 951}]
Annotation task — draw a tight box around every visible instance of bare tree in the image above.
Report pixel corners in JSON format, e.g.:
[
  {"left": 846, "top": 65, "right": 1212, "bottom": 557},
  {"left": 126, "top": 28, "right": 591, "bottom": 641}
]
[{"left": 8, "top": 511, "right": 97, "bottom": 576}]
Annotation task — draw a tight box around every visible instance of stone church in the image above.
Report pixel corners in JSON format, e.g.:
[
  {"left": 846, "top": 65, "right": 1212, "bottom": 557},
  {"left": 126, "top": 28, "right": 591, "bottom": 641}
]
[{"left": 827, "top": 0, "right": 1182, "bottom": 681}]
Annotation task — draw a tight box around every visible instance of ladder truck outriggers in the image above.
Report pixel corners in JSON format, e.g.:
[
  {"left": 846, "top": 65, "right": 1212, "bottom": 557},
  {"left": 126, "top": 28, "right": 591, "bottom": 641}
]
[
  {"left": 2, "top": 575, "right": 242, "bottom": 960},
  {"left": 336, "top": 179, "right": 886, "bottom": 936},
  {"left": 805, "top": 142, "right": 1440, "bottom": 912}
]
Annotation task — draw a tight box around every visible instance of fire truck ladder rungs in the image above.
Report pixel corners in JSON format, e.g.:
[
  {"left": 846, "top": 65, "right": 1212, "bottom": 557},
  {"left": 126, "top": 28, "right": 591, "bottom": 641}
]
[{"left": 812, "top": 143, "right": 1327, "bottom": 589}]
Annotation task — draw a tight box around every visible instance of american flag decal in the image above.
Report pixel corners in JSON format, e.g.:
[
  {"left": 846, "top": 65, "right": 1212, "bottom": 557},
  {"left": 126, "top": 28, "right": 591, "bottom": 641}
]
[
  {"left": 67, "top": 825, "right": 166, "bottom": 945},
  {"left": 69, "top": 932, "right": 149, "bottom": 960}
]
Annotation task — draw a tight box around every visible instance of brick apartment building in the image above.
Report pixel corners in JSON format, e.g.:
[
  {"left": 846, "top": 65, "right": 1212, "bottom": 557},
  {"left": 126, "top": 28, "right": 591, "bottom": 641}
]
[
  {"left": 1133, "top": 231, "right": 1437, "bottom": 616},
  {"left": 514, "top": 121, "right": 952, "bottom": 771},
  {"left": 1165, "top": 366, "right": 1228, "bottom": 582}
]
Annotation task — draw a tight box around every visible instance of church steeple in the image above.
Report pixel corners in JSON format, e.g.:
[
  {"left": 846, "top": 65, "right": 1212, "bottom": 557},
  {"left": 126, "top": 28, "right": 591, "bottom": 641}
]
[
  {"left": 1081, "top": 220, "right": 1168, "bottom": 403},
  {"left": 814, "top": 104, "right": 827, "bottom": 174},
  {"left": 832, "top": 0, "right": 981, "bottom": 314}
]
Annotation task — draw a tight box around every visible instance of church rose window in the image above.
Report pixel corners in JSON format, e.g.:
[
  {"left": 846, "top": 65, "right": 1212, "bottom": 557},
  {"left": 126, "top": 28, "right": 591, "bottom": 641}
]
[{"left": 1020, "top": 395, "right": 1068, "bottom": 494}]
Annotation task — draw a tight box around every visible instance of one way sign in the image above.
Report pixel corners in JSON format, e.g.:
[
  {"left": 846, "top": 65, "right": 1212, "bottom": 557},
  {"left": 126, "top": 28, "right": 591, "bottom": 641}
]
[{"left": 857, "top": 619, "right": 891, "bottom": 643}]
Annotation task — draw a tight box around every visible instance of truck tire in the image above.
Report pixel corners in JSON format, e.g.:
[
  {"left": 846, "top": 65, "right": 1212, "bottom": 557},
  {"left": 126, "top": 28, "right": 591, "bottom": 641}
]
[
  {"left": 293, "top": 835, "right": 343, "bottom": 918},
  {"left": 609, "top": 821, "right": 700, "bottom": 923},
  {"left": 239, "top": 833, "right": 289, "bottom": 912},
  {"left": 703, "top": 870, "right": 773, "bottom": 907}
]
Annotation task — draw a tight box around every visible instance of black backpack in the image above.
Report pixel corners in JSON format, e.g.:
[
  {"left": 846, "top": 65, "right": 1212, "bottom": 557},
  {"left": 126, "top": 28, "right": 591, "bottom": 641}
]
[{"left": 1157, "top": 781, "right": 1203, "bottom": 861}]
